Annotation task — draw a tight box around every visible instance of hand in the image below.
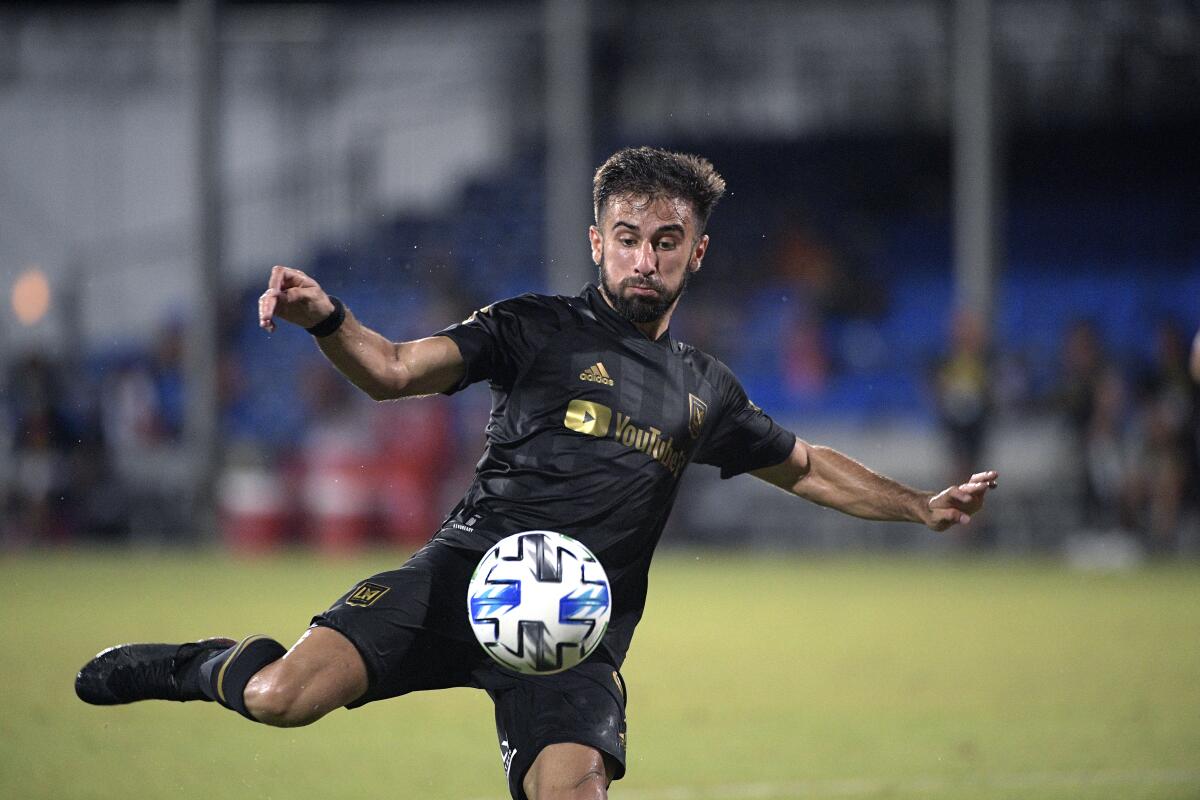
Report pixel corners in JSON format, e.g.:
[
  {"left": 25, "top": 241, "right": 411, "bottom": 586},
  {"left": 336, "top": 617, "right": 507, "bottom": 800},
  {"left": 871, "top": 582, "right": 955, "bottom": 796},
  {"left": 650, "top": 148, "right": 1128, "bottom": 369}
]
[
  {"left": 925, "top": 470, "right": 998, "bottom": 532},
  {"left": 258, "top": 265, "right": 335, "bottom": 333}
]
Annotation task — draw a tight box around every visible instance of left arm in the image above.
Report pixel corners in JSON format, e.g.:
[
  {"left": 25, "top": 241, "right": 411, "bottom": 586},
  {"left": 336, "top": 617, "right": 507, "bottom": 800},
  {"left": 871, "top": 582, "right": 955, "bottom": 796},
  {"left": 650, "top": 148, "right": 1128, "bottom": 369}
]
[{"left": 750, "top": 439, "right": 998, "bottom": 532}]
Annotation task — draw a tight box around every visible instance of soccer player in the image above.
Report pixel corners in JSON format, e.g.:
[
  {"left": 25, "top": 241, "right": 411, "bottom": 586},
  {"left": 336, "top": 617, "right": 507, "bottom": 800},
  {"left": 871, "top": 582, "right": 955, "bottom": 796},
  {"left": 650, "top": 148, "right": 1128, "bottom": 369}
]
[{"left": 77, "top": 147, "right": 998, "bottom": 800}]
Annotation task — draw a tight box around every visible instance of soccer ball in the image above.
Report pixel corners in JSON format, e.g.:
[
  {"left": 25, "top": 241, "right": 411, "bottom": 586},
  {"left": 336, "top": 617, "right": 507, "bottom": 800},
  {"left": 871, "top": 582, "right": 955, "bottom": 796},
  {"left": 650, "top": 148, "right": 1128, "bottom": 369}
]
[{"left": 467, "top": 530, "right": 611, "bottom": 675}]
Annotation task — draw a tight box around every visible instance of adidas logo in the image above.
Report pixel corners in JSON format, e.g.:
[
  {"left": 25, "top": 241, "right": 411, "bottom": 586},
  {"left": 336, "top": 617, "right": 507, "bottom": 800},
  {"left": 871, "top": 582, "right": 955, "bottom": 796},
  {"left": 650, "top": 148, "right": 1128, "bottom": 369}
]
[{"left": 579, "top": 361, "right": 614, "bottom": 386}]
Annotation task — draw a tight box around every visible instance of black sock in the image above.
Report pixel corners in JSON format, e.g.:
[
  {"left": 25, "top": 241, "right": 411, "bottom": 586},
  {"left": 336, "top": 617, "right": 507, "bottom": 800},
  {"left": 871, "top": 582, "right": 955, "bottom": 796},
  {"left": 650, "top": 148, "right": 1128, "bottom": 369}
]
[{"left": 198, "top": 635, "right": 286, "bottom": 720}]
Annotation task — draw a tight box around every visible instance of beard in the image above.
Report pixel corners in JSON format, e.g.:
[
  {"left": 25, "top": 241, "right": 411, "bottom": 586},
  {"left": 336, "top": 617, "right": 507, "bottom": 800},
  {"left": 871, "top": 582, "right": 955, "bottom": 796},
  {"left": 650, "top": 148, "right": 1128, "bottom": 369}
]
[{"left": 598, "top": 257, "right": 691, "bottom": 325}]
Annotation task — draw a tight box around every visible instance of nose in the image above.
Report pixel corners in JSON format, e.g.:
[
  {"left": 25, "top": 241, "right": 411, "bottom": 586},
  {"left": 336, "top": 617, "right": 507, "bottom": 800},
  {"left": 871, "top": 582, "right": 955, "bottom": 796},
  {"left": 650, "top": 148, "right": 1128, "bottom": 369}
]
[{"left": 633, "top": 240, "right": 657, "bottom": 274}]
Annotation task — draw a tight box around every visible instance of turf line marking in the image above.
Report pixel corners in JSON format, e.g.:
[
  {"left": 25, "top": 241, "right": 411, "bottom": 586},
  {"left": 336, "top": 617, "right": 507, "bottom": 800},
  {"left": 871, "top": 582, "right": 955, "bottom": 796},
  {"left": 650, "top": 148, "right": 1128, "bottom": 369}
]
[{"left": 466, "top": 767, "right": 1200, "bottom": 800}]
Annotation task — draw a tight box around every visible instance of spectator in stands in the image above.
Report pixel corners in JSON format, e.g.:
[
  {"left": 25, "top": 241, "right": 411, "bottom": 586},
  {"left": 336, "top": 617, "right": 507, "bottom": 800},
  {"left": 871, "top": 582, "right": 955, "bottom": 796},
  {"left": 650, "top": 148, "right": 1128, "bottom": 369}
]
[
  {"left": 1128, "top": 320, "right": 1198, "bottom": 552},
  {"left": 782, "top": 312, "right": 831, "bottom": 400},
  {"left": 773, "top": 223, "right": 840, "bottom": 313},
  {"left": 149, "top": 320, "right": 187, "bottom": 442},
  {"left": 770, "top": 217, "right": 886, "bottom": 319},
  {"left": 935, "top": 309, "right": 990, "bottom": 476},
  {"left": 1058, "top": 319, "right": 1112, "bottom": 528},
  {"left": 3, "top": 355, "right": 74, "bottom": 545},
  {"left": 933, "top": 308, "right": 992, "bottom": 544},
  {"left": 1082, "top": 365, "right": 1136, "bottom": 533},
  {"left": 100, "top": 320, "right": 191, "bottom": 541}
]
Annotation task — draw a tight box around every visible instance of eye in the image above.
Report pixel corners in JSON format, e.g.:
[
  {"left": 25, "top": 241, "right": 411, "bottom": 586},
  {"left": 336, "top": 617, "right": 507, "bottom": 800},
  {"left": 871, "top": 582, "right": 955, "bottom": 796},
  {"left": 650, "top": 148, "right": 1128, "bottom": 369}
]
[
  {"left": 657, "top": 239, "right": 677, "bottom": 251},
  {"left": 619, "top": 237, "right": 636, "bottom": 247}
]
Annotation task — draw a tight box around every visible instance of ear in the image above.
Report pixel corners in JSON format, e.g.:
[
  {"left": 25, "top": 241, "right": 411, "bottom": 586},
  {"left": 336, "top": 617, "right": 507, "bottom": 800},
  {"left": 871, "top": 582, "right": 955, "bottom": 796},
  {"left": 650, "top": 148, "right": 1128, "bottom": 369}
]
[
  {"left": 589, "top": 225, "right": 603, "bottom": 265},
  {"left": 688, "top": 234, "right": 709, "bottom": 273}
]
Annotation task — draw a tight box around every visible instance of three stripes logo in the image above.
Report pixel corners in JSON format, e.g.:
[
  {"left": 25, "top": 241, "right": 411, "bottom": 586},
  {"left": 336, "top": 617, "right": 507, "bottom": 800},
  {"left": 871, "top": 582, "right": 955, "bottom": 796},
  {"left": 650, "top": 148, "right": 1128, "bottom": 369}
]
[{"left": 579, "top": 361, "right": 614, "bottom": 386}]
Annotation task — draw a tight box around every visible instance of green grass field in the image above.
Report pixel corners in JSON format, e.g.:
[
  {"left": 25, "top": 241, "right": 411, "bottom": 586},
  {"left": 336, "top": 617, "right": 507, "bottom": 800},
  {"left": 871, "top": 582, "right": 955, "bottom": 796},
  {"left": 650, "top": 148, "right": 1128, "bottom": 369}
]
[{"left": 2, "top": 550, "right": 1198, "bottom": 799}]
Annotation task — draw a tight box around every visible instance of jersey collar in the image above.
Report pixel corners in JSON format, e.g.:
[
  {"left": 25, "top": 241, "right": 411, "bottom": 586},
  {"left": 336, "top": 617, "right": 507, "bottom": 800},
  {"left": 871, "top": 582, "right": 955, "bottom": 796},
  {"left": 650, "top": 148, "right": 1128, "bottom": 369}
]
[{"left": 581, "top": 284, "right": 674, "bottom": 345}]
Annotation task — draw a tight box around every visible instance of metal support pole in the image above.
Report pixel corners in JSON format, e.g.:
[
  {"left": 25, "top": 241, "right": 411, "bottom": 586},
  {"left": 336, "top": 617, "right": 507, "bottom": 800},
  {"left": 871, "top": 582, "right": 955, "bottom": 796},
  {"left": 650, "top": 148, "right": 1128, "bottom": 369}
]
[
  {"left": 952, "top": 0, "right": 1000, "bottom": 326},
  {"left": 184, "top": 0, "right": 224, "bottom": 540},
  {"left": 543, "top": 0, "right": 592, "bottom": 295}
]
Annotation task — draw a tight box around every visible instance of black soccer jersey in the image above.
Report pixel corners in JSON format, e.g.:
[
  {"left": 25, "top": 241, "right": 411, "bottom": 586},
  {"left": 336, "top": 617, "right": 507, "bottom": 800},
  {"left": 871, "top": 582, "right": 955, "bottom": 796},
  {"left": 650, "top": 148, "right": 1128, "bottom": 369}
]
[{"left": 433, "top": 284, "right": 796, "bottom": 664}]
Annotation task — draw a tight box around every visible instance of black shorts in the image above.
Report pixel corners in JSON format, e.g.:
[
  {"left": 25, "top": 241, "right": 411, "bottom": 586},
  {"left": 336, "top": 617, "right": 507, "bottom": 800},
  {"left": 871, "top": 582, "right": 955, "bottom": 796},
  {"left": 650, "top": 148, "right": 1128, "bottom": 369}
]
[{"left": 312, "top": 539, "right": 628, "bottom": 799}]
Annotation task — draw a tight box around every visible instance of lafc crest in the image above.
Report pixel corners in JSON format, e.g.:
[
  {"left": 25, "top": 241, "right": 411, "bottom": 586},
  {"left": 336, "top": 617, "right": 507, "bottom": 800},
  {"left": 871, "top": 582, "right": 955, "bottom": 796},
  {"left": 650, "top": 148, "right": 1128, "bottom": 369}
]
[
  {"left": 345, "top": 582, "right": 390, "bottom": 607},
  {"left": 687, "top": 393, "right": 707, "bottom": 439}
]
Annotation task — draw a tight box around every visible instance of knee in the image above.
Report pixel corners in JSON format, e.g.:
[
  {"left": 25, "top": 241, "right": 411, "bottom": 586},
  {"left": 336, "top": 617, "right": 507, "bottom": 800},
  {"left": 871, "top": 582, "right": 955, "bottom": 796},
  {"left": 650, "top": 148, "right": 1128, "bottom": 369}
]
[
  {"left": 522, "top": 744, "right": 611, "bottom": 800},
  {"left": 525, "top": 770, "right": 606, "bottom": 800},
  {"left": 242, "top": 675, "right": 319, "bottom": 728}
]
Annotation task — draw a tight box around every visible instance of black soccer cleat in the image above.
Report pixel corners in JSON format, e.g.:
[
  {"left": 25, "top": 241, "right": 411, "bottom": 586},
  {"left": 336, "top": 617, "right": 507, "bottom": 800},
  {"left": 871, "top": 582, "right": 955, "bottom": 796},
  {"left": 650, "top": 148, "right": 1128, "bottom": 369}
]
[{"left": 75, "top": 638, "right": 236, "bottom": 705}]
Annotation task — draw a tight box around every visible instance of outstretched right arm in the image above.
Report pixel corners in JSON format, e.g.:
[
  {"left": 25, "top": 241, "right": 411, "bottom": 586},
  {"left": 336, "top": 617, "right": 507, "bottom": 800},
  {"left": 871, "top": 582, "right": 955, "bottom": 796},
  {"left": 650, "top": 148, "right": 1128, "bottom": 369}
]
[{"left": 258, "top": 265, "right": 465, "bottom": 400}]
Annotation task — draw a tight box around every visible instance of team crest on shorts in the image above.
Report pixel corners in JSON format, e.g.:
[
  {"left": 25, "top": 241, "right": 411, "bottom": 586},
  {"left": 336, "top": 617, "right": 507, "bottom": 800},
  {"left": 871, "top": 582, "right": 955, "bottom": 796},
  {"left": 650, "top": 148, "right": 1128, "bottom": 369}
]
[{"left": 345, "top": 582, "right": 391, "bottom": 607}]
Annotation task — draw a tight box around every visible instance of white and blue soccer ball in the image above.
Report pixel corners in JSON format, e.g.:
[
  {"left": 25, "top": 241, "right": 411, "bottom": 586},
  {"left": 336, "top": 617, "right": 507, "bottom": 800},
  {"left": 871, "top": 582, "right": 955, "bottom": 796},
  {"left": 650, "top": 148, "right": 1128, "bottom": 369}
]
[{"left": 467, "top": 530, "right": 611, "bottom": 675}]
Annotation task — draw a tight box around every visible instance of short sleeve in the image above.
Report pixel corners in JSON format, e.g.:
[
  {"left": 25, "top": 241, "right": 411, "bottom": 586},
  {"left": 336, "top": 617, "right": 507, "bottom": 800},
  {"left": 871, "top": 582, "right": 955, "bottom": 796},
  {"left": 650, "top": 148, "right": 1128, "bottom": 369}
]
[
  {"left": 693, "top": 369, "right": 796, "bottom": 479},
  {"left": 433, "top": 294, "right": 560, "bottom": 394}
]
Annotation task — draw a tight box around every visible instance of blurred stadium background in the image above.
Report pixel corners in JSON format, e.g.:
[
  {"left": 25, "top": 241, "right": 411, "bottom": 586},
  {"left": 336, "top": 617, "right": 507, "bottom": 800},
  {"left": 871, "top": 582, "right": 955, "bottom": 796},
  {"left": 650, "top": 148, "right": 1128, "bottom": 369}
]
[
  {"left": 2, "top": 0, "right": 1198, "bottom": 557},
  {"left": 1, "top": 1, "right": 1199, "bottom": 797}
]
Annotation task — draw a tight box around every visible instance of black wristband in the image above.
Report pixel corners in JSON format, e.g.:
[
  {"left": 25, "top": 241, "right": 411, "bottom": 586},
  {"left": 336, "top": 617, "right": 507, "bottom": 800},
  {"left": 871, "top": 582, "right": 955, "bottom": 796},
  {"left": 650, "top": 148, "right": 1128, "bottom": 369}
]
[{"left": 306, "top": 295, "right": 346, "bottom": 338}]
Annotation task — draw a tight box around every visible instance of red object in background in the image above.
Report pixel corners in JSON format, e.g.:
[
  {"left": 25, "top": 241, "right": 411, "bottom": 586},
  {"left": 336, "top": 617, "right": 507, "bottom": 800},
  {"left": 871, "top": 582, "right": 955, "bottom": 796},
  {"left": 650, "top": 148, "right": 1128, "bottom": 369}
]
[
  {"left": 219, "top": 467, "right": 288, "bottom": 554},
  {"left": 371, "top": 398, "right": 453, "bottom": 546},
  {"left": 220, "top": 396, "right": 456, "bottom": 555},
  {"left": 304, "top": 447, "right": 374, "bottom": 556}
]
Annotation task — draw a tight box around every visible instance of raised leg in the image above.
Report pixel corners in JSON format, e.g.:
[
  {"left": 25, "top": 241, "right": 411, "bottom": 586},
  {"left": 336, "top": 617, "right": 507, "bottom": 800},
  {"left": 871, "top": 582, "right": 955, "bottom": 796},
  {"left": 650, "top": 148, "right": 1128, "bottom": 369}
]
[{"left": 241, "top": 626, "right": 368, "bottom": 727}]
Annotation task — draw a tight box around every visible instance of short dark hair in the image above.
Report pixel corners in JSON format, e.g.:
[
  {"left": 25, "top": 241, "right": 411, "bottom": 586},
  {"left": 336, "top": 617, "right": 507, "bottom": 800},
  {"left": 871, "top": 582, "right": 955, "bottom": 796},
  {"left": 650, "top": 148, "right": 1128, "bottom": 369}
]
[{"left": 592, "top": 147, "right": 726, "bottom": 233}]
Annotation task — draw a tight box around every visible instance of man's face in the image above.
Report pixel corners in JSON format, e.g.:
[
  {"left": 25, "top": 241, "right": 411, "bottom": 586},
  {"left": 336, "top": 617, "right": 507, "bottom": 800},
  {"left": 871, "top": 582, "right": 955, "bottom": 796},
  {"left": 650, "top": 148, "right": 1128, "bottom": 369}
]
[{"left": 589, "top": 194, "right": 709, "bottom": 325}]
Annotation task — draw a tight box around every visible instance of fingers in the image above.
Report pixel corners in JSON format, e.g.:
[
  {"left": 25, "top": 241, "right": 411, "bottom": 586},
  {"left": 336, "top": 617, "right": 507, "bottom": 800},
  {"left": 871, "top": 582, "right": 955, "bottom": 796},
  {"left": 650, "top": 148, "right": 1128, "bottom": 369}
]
[
  {"left": 928, "top": 469, "right": 999, "bottom": 531},
  {"left": 954, "top": 470, "right": 999, "bottom": 500},
  {"left": 268, "top": 264, "right": 288, "bottom": 292},
  {"left": 941, "top": 478, "right": 994, "bottom": 506},
  {"left": 969, "top": 469, "right": 999, "bottom": 488},
  {"left": 260, "top": 265, "right": 303, "bottom": 333},
  {"left": 259, "top": 287, "right": 279, "bottom": 332}
]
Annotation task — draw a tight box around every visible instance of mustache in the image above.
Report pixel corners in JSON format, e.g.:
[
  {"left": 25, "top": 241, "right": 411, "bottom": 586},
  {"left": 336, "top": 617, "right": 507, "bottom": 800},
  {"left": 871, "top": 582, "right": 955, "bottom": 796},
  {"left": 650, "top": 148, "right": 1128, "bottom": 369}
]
[{"left": 621, "top": 277, "right": 664, "bottom": 292}]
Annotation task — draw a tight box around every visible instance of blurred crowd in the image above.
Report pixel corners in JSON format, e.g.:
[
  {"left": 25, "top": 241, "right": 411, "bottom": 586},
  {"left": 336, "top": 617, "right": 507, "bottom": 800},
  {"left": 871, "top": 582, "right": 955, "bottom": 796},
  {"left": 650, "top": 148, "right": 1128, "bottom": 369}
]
[
  {"left": 3, "top": 132, "right": 1197, "bottom": 555},
  {"left": 1, "top": 328, "right": 190, "bottom": 546},
  {"left": 932, "top": 314, "right": 1199, "bottom": 553},
  {"left": 1062, "top": 320, "right": 1199, "bottom": 550},
  {"left": 4, "top": 264, "right": 1197, "bottom": 556}
]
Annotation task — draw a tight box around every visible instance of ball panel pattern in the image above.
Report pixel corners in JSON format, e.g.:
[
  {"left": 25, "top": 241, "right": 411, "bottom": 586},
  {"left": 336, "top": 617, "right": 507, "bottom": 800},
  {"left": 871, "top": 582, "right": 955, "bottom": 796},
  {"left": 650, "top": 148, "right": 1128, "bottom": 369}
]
[{"left": 467, "top": 531, "right": 612, "bottom": 674}]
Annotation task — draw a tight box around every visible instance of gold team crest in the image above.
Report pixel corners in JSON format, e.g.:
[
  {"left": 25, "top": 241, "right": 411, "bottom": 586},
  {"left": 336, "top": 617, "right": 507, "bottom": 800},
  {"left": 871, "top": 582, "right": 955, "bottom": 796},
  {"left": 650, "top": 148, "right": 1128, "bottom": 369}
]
[
  {"left": 345, "top": 582, "right": 390, "bottom": 607},
  {"left": 687, "top": 393, "right": 707, "bottom": 439}
]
